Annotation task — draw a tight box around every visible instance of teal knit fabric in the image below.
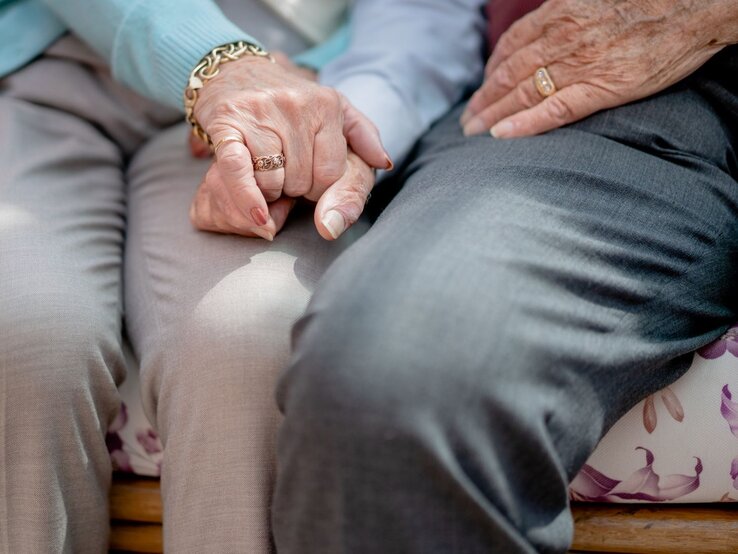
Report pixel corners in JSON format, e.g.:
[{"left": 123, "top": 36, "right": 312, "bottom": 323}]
[{"left": 0, "top": 0, "right": 347, "bottom": 110}]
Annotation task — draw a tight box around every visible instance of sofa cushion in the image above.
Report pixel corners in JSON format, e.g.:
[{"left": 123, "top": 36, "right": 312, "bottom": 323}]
[{"left": 110, "top": 326, "right": 738, "bottom": 503}]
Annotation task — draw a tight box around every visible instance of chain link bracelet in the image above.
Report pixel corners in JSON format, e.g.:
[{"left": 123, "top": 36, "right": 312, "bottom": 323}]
[{"left": 183, "top": 41, "right": 274, "bottom": 148}]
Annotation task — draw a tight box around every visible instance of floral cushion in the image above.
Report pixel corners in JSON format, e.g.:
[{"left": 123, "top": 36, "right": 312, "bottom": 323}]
[
  {"left": 107, "top": 343, "right": 163, "bottom": 476},
  {"left": 110, "top": 327, "right": 738, "bottom": 503}
]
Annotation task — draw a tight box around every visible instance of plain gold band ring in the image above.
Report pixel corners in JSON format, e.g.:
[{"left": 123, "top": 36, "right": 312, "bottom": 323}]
[
  {"left": 213, "top": 135, "right": 243, "bottom": 156},
  {"left": 534, "top": 67, "right": 557, "bottom": 98}
]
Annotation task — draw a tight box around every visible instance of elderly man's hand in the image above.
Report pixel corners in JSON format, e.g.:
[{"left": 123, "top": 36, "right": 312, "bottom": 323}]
[
  {"left": 461, "top": 0, "right": 738, "bottom": 138},
  {"left": 192, "top": 55, "right": 390, "bottom": 231},
  {"left": 312, "top": 150, "right": 376, "bottom": 241}
]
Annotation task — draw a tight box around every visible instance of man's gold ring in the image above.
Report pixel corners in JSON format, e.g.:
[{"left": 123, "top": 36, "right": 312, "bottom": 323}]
[
  {"left": 213, "top": 135, "right": 243, "bottom": 156},
  {"left": 534, "top": 67, "right": 557, "bottom": 98},
  {"left": 253, "top": 154, "right": 286, "bottom": 172}
]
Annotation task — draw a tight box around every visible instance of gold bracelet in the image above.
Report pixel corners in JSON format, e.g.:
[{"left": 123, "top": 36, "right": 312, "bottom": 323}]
[{"left": 183, "top": 41, "right": 274, "bottom": 147}]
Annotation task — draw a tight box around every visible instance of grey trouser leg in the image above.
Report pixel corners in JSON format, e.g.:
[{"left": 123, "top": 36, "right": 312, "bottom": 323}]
[
  {"left": 273, "top": 47, "right": 738, "bottom": 553},
  {"left": 125, "top": 124, "right": 365, "bottom": 553},
  {"left": 0, "top": 38, "right": 174, "bottom": 553},
  {"left": 0, "top": 73, "right": 126, "bottom": 554}
]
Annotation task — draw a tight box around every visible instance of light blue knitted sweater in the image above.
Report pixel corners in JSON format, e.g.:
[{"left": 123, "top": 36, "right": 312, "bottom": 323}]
[{"left": 0, "top": 0, "right": 347, "bottom": 110}]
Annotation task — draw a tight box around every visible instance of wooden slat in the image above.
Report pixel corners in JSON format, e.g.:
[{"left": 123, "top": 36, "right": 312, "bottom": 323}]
[
  {"left": 110, "top": 522, "right": 162, "bottom": 553},
  {"left": 110, "top": 476, "right": 162, "bottom": 523},
  {"left": 108, "top": 476, "right": 738, "bottom": 554},
  {"left": 571, "top": 503, "right": 738, "bottom": 554}
]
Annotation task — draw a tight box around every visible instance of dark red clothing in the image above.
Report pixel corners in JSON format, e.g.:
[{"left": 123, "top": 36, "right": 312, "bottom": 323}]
[{"left": 487, "top": 0, "right": 545, "bottom": 48}]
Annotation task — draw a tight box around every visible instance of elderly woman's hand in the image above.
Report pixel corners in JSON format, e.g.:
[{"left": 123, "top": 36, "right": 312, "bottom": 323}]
[
  {"left": 461, "top": 0, "right": 738, "bottom": 138},
  {"left": 188, "top": 52, "right": 318, "bottom": 159},
  {"left": 192, "top": 55, "right": 390, "bottom": 229},
  {"left": 189, "top": 162, "right": 293, "bottom": 241},
  {"left": 190, "top": 149, "right": 375, "bottom": 241}
]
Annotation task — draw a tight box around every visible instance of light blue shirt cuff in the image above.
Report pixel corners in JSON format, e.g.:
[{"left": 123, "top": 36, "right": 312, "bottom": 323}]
[
  {"left": 292, "top": 24, "right": 350, "bottom": 72},
  {"left": 328, "top": 73, "right": 424, "bottom": 174}
]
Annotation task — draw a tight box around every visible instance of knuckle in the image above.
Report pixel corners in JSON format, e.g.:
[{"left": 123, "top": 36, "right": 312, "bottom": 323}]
[
  {"left": 515, "top": 82, "right": 538, "bottom": 108},
  {"left": 495, "top": 34, "right": 514, "bottom": 59},
  {"left": 526, "top": 41, "right": 546, "bottom": 67},
  {"left": 247, "top": 91, "right": 275, "bottom": 117},
  {"left": 285, "top": 160, "right": 315, "bottom": 195},
  {"left": 504, "top": 21, "right": 527, "bottom": 47},
  {"left": 211, "top": 102, "right": 241, "bottom": 124},
  {"left": 466, "top": 90, "right": 485, "bottom": 114},
  {"left": 278, "top": 88, "right": 308, "bottom": 112},
  {"left": 261, "top": 188, "right": 282, "bottom": 202},
  {"left": 284, "top": 181, "right": 311, "bottom": 198},
  {"left": 217, "top": 149, "right": 247, "bottom": 174},
  {"left": 544, "top": 24, "right": 569, "bottom": 47},
  {"left": 546, "top": 95, "right": 575, "bottom": 123},
  {"left": 317, "top": 86, "right": 341, "bottom": 108},
  {"left": 492, "top": 62, "right": 517, "bottom": 91},
  {"left": 313, "top": 162, "right": 345, "bottom": 189},
  {"left": 255, "top": 178, "right": 283, "bottom": 201}
]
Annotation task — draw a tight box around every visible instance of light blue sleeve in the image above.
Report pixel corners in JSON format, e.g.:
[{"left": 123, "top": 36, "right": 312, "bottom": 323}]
[
  {"left": 319, "top": 0, "right": 488, "bottom": 167},
  {"left": 40, "top": 0, "right": 262, "bottom": 110}
]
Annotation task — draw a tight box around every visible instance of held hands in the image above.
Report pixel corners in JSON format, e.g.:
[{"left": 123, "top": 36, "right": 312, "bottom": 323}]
[
  {"left": 461, "top": 0, "right": 738, "bottom": 138},
  {"left": 188, "top": 53, "right": 390, "bottom": 240},
  {"left": 190, "top": 149, "right": 376, "bottom": 241}
]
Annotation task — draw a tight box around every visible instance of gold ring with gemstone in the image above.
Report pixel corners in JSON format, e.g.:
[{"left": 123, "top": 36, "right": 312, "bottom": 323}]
[
  {"left": 534, "top": 67, "right": 557, "bottom": 98},
  {"left": 213, "top": 135, "right": 243, "bottom": 156},
  {"left": 252, "top": 154, "right": 286, "bottom": 172}
]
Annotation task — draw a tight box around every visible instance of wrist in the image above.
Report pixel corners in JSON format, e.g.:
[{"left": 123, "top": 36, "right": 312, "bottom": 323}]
[{"left": 184, "top": 41, "right": 274, "bottom": 146}]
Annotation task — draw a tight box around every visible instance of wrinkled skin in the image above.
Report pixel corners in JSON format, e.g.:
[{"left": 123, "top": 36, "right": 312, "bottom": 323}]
[
  {"left": 461, "top": 0, "right": 738, "bottom": 137},
  {"left": 189, "top": 53, "right": 390, "bottom": 239},
  {"left": 190, "top": 149, "right": 375, "bottom": 241}
]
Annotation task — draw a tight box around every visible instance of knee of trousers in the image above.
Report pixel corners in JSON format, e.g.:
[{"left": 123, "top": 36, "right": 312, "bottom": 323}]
[
  {"left": 138, "top": 269, "right": 312, "bottom": 439},
  {"left": 0, "top": 288, "right": 123, "bottom": 429},
  {"left": 277, "top": 263, "right": 607, "bottom": 486}
]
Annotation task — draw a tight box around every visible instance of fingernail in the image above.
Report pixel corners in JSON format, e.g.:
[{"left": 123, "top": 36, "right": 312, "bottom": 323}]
[
  {"left": 463, "top": 119, "right": 485, "bottom": 137},
  {"left": 460, "top": 111, "right": 471, "bottom": 125},
  {"left": 490, "top": 120, "right": 515, "bottom": 138},
  {"left": 384, "top": 155, "right": 394, "bottom": 171},
  {"left": 250, "top": 207, "right": 268, "bottom": 226},
  {"left": 249, "top": 227, "right": 274, "bottom": 241},
  {"left": 321, "top": 210, "right": 346, "bottom": 239}
]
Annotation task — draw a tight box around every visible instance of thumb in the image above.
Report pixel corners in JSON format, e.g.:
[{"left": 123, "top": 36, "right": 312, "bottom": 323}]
[
  {"left": 341, "top": 97, "right": 393, "bottom": 171},
  {"left": 314, "top": 155, "right": 374, "bottom": 241}
]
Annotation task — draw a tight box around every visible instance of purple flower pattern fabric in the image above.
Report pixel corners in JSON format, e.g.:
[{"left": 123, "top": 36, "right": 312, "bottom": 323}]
[
  {"left": 570, "top": 448, "right": 702, "bottom": 502},
  {"left": 106, "top": 403, "right": 132, "bottom": 473},
  {"left": 137, "top": 429, "right": 163, "bottom": 455},
  {"left": 698, "top": 327, "right": 738, "bottom": 359},
  {"left": 106, "top": 401, "right": 163, "bottom": 476},
  {"left": 720, "top": 384, "right": 738, "bottom": 438},
  {"left": 642, "top": 387, "right": 684, "bottom": 434},
  {"left": 109, "top": 327, "right": 738, "bottom": 501}
]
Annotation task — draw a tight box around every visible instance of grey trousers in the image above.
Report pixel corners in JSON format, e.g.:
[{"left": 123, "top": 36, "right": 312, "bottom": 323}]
[
  {"left": 0, "top": 37, "right": 358, "bottom": 553},
  {"left": 273, "top": 47, "right": 738, "bottom": 553}
]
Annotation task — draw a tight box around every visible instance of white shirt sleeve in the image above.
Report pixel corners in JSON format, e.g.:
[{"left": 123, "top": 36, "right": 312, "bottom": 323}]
[{"left": 319, "top": 0, "right": 488, "bottom": 168}]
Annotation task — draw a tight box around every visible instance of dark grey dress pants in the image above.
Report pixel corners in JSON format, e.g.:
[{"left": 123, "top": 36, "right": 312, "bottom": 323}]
[{"left": 273, "top": 47, "right": 738, "bottom": 553}]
